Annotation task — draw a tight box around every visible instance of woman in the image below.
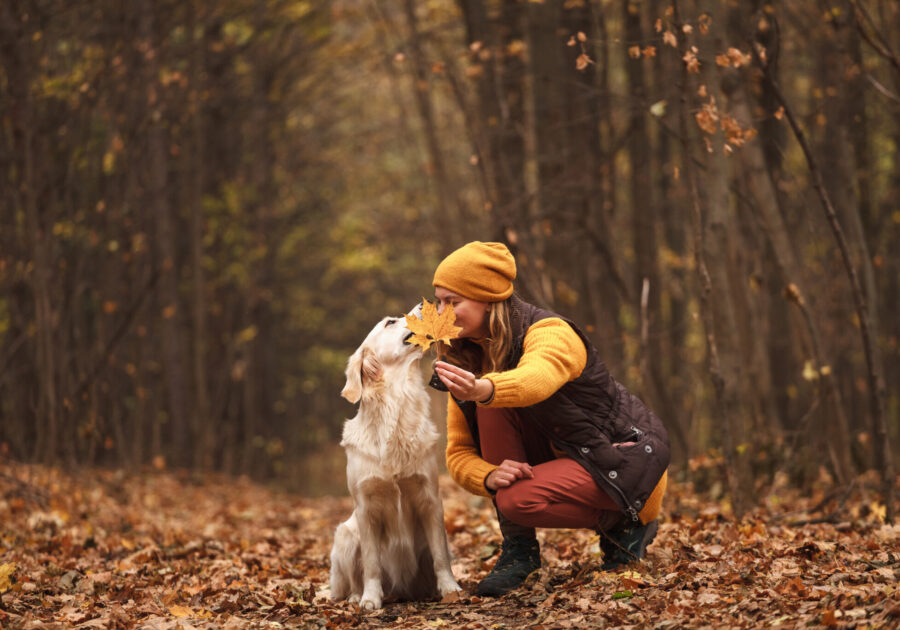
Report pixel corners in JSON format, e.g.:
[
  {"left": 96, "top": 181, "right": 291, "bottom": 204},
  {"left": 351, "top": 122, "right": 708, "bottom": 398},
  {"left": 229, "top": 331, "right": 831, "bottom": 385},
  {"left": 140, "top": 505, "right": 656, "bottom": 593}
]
[{"left": 430, "top": 241, "right": 669, "bottom": 597}]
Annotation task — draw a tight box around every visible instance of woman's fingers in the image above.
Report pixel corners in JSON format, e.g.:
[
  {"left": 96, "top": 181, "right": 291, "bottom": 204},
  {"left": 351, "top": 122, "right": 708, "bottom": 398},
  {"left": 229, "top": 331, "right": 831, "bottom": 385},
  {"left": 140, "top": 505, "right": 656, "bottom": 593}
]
[
  {"left": 438, "top": 372, "right": 468, "bottom": 395},
  {"left": 435, "top": 361, "right": 474, "bottom": 382},
  {"left": 499, "top": 460, "right": 532, "bottom": 476},
  {"left": 435, "top": 363, "right": 478, "bottom": 398},
  {"left": 499, "top": 460, "right": 533, "bottom": 480},
  {"left": 435, "top": 366, "right": 471, "bottom": 385},
  {"left": 487, "top": 460, "right": 536, "bottom": 490}
]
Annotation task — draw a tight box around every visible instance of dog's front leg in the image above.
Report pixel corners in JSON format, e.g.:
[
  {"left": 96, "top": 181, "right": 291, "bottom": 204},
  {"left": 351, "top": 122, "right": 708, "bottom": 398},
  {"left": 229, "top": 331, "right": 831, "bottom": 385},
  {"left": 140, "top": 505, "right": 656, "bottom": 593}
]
[
  {"left": 401, "top": 474, "right": 461, "bottom": 597},
  {"left": 357, "top": 534, "right": 383, "bottom": 611},
  {"left": 354, "top": 477, "right": 397, "bottom": 610},
  {"left": 424, "top": 503, "right": 462, "bottom": 596}
]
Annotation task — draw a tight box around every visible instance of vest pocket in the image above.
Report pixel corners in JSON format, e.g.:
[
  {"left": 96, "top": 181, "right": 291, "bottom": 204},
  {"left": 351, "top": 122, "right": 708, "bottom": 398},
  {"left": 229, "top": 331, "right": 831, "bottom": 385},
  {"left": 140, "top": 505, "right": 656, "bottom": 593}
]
[{"left": 581, "top": 439, "right": 625, "bottom": 469}]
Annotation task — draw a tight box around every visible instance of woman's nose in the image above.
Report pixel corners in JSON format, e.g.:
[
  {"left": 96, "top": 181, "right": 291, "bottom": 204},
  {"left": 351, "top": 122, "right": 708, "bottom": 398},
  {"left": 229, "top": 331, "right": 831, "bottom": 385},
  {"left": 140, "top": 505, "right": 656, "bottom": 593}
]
[{"left": 436, "top": 303, "right": 444, "bottom": 315}]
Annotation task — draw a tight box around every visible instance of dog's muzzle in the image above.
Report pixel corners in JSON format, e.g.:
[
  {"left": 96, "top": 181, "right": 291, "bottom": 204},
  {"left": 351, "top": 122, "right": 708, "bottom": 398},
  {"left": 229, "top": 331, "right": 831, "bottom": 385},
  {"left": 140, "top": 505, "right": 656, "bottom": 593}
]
[{"left": 403, "top": 331, "right": 415, "bottom": 344}]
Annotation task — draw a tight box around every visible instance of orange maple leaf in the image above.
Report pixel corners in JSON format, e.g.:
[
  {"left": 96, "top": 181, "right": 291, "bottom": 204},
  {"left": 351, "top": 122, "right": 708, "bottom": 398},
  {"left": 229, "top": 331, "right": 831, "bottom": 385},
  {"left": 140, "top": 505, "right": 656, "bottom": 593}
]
[{"left": 404, "top": 299, "right": 462, "bottom": 352}]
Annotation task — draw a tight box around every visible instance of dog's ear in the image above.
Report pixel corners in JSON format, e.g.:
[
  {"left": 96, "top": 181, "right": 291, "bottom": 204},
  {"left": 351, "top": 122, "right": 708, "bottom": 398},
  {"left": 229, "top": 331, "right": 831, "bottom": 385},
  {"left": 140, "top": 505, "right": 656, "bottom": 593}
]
[
  {"left": 361, "top": 350, "right": 383, "bottom": 383},
  {"left": 341, "top": 347, "right": 364, "bottom": 403},
  {"left": 341, "top": 348, "right": 383, "bottom": 403}
]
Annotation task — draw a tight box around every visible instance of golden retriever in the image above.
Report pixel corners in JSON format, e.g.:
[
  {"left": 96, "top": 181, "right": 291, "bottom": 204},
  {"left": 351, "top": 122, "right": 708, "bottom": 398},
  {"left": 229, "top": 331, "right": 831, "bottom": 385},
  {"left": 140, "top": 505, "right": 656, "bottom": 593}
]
[{"left": 329, "top": 311, "right": 462, "bottom": 610}]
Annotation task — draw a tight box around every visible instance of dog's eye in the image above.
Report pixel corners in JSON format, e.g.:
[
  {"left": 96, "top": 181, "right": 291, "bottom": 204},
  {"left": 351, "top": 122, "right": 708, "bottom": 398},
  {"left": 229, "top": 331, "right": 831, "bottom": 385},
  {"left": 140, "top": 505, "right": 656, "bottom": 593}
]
[{"left": 385, "top": 319, "right": 397, "bottom": 327}]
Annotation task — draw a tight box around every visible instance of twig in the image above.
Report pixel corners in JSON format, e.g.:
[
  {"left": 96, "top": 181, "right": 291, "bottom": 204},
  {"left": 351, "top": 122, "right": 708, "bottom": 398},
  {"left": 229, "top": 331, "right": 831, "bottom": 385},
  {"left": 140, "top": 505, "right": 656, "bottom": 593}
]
[
  {"left": 864, "top": 73, "right": 900, "bottom": 105},
  {"left": 580, "top": 218, "right": 633, "bottom": 304},
  {"left": 639, "top": 277, "right": 650, "bottom": 390},
  {"left": 74, "top": 266, "right": 161, "bottom": 400},
  {"left": 850, "top": 0, "right": 900, "bottom": 74},
  {"left": 771, "top": 481, "right": 857, "bottom": 525}
]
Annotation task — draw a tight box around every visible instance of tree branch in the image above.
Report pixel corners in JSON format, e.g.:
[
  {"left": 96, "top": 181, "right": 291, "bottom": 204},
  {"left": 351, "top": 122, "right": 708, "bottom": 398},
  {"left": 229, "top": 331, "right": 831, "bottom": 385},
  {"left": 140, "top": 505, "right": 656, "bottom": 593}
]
[
  {"left": 751, "top": 42, "right": 894, "bottom": 524},
  {"left": 850, "top": 0, "right": 900, "bottom": 74},
  {"left": 74, "top": 267, "right": 161, "bottom": 401}
]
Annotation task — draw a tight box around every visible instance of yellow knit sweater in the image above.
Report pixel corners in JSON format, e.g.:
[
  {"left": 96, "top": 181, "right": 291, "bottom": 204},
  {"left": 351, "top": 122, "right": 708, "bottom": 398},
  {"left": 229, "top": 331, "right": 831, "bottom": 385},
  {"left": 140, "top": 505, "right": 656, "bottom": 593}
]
[{"left": 444, "top": 317, "right": 667, "bottom": 524}]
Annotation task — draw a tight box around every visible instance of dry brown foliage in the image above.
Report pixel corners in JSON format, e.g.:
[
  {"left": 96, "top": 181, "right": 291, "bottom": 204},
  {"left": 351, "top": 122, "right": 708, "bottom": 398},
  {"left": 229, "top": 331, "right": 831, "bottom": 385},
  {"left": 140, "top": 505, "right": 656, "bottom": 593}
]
[{"left": 1, "top": 462, "right": 898, "bottom": 628}]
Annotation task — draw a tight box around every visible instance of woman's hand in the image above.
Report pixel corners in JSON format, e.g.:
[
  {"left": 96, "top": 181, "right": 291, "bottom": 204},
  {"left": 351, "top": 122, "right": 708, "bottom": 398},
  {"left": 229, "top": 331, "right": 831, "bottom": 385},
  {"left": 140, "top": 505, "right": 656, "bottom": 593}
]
[
  {"left": 435, "top": 361, "right": 494, "bottom": 402},
  {"left": 485, "top": 459, "right": 534, "bottom": 491}
]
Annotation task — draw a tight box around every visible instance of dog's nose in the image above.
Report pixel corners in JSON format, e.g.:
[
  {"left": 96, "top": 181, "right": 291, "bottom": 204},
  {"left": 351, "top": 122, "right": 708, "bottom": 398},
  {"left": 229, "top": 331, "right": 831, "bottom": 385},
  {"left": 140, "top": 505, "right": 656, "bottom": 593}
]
[{"left": 403, "top": 331, "right": 415, "bottom": 344}]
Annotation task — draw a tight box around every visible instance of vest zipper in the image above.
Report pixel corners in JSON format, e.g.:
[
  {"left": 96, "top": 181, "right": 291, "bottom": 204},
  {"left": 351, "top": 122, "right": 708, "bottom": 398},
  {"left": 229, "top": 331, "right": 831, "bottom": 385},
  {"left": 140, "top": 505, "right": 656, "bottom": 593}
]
[{"left": 600, "top": 472, "right": 641, "bottom": 523}]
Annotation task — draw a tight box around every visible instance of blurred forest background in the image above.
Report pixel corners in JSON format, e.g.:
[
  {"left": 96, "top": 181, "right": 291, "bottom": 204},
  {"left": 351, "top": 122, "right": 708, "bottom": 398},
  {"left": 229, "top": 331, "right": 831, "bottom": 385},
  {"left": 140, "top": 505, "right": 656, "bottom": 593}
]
[{"left": 0, "top": 0, "right": 897, "bottom": 515}]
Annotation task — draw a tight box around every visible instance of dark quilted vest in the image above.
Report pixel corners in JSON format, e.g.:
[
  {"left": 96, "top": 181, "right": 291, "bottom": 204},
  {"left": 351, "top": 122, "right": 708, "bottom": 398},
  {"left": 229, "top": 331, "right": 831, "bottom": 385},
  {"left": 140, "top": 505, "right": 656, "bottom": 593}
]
[{"left": 432, "top": 295, "right": 669, "bottom": 522}]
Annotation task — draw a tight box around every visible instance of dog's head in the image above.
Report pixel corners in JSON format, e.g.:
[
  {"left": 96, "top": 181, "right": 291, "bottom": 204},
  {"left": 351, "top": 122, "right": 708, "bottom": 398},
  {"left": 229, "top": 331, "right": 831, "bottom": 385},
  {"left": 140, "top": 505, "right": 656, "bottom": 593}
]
[{"left": 340, "top": 311, "right": 420, "bottom": 404}]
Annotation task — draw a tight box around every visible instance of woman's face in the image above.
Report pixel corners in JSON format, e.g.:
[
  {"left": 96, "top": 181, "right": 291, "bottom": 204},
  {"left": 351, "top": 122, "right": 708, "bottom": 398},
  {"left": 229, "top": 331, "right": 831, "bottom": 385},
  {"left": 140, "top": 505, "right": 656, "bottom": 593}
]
[{"left": 434, "top": 287, "right": 490, "bottom": 339}]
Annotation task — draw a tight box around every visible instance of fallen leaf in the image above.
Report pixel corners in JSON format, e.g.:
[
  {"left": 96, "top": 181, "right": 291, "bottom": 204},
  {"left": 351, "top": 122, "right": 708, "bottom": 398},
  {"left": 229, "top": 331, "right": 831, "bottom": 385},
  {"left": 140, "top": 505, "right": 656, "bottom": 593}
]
[
  {"left": 620, "top": 570, "right": 656, "bottom": 589},
  {"left": 169, "top": 605, "right": 194, "bottom": 618},
  {"left": 0, "top": 563, "right": 16, "bottom": 593}
]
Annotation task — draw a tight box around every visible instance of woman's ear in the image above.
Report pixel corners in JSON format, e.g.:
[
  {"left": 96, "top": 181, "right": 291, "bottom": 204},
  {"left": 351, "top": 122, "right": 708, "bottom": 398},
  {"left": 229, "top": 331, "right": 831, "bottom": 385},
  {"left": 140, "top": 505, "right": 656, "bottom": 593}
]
[{"left": 341, "top": 347, "right": 364, "bottom": 403}]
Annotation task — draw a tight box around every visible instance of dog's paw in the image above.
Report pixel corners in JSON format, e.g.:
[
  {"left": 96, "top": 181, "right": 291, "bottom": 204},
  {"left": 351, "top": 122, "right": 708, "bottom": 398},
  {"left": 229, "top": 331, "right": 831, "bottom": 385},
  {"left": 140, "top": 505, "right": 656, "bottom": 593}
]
[
  {"left": 348, "top": 593, "right": 361, "bottom": 604},
  {"left": 359, "top": 595, "right": 382, "bottom": 611},
  {"left": 437, "top": 574, "right": 462, "bottom": 596}
]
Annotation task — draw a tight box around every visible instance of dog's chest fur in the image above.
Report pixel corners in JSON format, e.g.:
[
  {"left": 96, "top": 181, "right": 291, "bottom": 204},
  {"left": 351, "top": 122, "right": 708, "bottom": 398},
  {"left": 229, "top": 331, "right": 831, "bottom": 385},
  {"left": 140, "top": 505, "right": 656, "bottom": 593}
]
[{"left": 341, "top": 385, "right": 439, "bottom": 477}]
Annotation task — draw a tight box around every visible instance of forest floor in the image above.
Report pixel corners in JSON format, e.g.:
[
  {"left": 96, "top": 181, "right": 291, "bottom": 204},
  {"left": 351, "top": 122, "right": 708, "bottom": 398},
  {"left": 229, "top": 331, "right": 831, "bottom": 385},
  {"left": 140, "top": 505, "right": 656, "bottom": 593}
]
[{"left": 1, "top": 461, "right": 898, "bottom": 629}]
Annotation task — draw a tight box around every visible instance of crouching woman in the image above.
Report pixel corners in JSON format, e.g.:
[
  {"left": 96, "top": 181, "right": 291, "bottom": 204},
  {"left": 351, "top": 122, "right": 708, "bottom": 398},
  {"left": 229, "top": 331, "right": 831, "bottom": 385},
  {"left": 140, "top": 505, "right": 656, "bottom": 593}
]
[{"left": 430, "top": 241, "right": 669, "bottom": 597}]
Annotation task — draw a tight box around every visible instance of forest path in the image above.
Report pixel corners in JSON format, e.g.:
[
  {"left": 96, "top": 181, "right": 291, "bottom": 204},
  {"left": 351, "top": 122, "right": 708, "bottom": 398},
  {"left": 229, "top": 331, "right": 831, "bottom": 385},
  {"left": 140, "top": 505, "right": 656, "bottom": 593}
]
[{"left": 1, "top": 462, "right": 897, "bottom": 628}]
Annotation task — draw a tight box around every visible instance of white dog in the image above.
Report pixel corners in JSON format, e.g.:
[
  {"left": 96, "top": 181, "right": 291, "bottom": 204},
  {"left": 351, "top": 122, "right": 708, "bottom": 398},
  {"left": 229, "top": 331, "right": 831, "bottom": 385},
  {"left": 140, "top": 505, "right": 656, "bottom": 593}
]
[{"left": 329, "top": 312, "right": 462, "bottom": 610}]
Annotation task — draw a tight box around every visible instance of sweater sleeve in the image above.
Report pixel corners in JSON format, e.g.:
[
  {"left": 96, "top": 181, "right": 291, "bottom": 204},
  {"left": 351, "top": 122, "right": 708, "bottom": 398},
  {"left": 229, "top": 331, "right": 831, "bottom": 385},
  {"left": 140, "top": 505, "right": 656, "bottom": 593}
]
[
  {"left": 481, "top": 317, "right": 587, "bottom": 408},
  {"left": 444, "top": 396, "right": 496, "bottom": 497}
]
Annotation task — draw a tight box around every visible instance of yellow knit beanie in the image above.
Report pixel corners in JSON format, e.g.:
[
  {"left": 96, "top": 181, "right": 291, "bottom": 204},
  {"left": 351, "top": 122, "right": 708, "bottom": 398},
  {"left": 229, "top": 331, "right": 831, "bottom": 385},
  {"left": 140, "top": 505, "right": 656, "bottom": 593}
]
[{"left": 432, "top": 241, "right": 516, "bottom": 302}]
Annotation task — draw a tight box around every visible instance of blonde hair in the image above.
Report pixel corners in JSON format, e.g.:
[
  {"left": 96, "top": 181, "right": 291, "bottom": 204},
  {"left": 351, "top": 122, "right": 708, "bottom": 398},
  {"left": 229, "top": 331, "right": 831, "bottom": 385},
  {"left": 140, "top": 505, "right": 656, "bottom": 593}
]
[{"left": 437, "top": 298, "right": 513, "bottom": 375}]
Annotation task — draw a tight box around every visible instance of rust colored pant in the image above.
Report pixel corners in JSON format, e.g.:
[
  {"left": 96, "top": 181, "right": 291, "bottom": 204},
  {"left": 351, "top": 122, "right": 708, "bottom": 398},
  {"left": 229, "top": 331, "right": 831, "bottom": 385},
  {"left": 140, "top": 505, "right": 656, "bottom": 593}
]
[{"left": 477, "top": 406, "right": 622, "bottom": 536}]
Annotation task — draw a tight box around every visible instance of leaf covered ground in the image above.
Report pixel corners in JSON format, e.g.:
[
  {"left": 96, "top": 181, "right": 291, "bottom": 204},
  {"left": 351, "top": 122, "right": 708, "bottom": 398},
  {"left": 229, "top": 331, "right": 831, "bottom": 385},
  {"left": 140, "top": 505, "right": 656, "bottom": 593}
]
[{"left": 1, "top": 461, "right": 898, "bottom": 629}]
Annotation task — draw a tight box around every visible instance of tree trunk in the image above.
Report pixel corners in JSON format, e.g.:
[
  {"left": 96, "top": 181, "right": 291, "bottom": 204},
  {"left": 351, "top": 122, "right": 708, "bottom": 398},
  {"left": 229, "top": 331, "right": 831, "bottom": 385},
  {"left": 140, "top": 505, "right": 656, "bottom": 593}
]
[
  {"left": 457, "top": 0, "right": 543, "bottom": 300},
  {"left": 622, "top": 0, "right": 684, "bottom": 453},
  {"left": 651, "top": 0, "right": 690, "bottom": 464},
  {"left": 590, "top": 2, "right": 626, "bottom": 372},
  {"left": 26, "top": 106, "right": 59, "bottom": 466},
  {"left": 676, "top": 0, "right": 751, "bottom": 517},
  {"left": 402, "top": 0, "right": 466, "bottom": 244},
  {"left": 4, "top": 5, "right": 60, "bottom": 464},
  {"left": 140, "top": 0, "right": 191, "bottom": 468},
  {"left": 189, "top": 6, "right": 212, "bottom": 470},
  {"left": 525, "top": 0, "right": 564, "bottom": 306}
]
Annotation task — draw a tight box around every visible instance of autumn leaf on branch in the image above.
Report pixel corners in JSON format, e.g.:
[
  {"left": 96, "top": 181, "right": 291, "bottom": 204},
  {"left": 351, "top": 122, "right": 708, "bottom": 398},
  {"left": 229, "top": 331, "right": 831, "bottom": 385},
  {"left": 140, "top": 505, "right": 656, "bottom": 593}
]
[
  {"left": 404, "top": 299, "right": 462, "bottom": 351},
  {"left": 575, "top": 53, "right": 593, "bottom": 71}
]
